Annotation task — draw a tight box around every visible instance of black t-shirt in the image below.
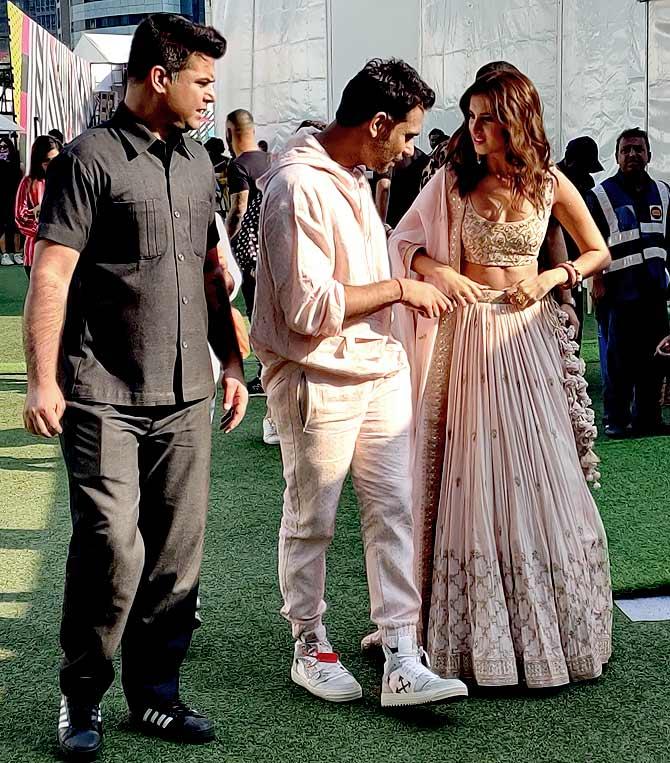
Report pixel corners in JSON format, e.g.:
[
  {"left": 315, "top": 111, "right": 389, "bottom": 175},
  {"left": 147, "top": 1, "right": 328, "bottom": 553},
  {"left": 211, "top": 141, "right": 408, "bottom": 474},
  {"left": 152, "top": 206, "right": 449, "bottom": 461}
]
[
  {"left": 228, "top": 150, "right": 271, "bottom": 200},
  {"left": 374, "top": 147, "right": 430, "bottom": 227}
]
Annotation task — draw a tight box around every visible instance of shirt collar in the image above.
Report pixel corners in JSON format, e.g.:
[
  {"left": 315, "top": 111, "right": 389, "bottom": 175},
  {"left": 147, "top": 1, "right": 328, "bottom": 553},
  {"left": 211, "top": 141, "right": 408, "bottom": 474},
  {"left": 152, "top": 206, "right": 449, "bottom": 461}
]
[{"left": 110, "top": 102, "right": 195, "bottom": 160}]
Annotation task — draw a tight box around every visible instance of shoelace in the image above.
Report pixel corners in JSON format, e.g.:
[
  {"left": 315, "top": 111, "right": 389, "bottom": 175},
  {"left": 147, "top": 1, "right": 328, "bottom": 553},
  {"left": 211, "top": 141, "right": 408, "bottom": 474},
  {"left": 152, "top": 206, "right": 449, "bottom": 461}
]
[
  {"left": 163, "top": 699, "right": 200, "bottom": 718},
  {"left": 393, "top": 648, "right": 433, "bottom": 684}
]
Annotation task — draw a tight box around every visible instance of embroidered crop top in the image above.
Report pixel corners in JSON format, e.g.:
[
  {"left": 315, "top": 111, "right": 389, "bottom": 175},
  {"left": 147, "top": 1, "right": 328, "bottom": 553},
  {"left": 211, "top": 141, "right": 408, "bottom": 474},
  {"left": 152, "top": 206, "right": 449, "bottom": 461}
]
[{"left": 461, "top": 180, "right": 553, "bottom": 267}]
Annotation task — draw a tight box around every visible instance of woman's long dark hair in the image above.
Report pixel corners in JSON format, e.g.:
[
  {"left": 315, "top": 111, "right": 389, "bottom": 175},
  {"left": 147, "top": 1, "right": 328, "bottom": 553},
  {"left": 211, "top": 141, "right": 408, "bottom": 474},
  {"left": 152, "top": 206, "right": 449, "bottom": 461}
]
[
  {"left": 445, "top": 69, "right": 552, "bottom": 212},
  {"left": 29, "top": 135, "right": 61, "bottom": 180}
]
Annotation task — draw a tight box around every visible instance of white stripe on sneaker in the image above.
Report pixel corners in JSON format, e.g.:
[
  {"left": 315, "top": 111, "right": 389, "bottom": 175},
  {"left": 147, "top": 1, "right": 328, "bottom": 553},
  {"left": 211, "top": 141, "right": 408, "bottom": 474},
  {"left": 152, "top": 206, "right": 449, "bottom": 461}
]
[
  {"left": 156, "top": 714, "right": 167, "bottom": 726},
  {"left": 150, "top": 711, "right": 160, "bottom": 724},
  {"left": 143, "top": 708, "right": 153, "bottom": 722},
  {"left": 162, "top": 716, "right": 174, "bottom": 729}
]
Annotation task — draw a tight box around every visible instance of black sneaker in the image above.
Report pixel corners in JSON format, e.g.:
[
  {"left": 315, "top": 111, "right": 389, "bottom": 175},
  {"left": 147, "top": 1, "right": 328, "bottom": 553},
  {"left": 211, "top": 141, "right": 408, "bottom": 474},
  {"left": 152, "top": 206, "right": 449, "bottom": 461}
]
[
  {"left": 57, "top": 695, "right": 102, "bottom": 761},
  {"left": 130, "top": 699, "right": 215, "bottom": 744},
  {"left": 246, "top": 376, "right": 266, "bottom": 397}
]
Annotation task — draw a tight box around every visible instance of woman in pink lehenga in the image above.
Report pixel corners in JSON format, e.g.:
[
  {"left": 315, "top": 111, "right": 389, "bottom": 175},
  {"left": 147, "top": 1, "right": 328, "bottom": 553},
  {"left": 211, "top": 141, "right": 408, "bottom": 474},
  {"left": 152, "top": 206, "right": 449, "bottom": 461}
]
[{"left": 388, "top": 69, "right": 613, "bottom": 689}]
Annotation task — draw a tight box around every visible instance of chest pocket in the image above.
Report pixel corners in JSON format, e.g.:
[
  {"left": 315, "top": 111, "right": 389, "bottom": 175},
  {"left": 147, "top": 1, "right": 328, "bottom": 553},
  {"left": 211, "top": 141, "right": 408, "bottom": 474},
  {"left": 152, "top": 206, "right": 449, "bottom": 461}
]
[
  {"left": 108, "top": 199, "right": 168, "bottom": 261},
  {"left": 188, "top": 198, "right": 211, "bottom": 257}
]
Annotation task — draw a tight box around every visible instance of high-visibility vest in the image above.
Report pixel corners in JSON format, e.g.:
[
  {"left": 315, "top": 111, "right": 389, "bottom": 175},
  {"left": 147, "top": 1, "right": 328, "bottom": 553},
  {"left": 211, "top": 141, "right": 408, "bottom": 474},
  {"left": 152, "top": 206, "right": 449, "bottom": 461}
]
[{"left": 590, "top": 174, "right": 669, "bottom": 300}]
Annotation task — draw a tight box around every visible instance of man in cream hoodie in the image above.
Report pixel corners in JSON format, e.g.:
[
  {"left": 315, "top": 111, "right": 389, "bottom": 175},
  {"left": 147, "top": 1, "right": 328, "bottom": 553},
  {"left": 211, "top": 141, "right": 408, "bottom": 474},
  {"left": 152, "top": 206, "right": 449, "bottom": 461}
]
[{"left": 251, "top": 59, "right": 468, "bottom": 708}]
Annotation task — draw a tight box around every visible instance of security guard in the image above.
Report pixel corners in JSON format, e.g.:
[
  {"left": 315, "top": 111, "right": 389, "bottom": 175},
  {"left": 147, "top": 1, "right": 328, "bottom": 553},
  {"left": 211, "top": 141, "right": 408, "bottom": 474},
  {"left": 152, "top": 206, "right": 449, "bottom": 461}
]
[{"left": 587, "top": 128, "right": 670, "bottom": 437}]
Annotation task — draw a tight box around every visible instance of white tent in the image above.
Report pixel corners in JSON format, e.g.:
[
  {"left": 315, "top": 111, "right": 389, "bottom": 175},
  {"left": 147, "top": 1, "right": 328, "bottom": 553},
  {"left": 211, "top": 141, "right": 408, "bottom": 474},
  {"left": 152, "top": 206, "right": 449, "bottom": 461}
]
[
  {"left": 213, "top": 0, "right": 670, "bottom": 181},
  {"left": 73, "top": 33, "right": 133, "bottom": 65},
  {"left": 0, "top": 114, "right": 23, "bottom": 133},
  {"left": 73, "top": 33, "right": 131, "bottom": 95}
]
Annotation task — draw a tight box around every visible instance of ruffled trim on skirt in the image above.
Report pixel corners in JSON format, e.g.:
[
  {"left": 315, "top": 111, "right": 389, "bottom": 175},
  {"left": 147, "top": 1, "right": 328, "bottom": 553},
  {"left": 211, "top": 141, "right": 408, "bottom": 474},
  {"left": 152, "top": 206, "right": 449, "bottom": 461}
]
[{"left": 547, "top": 300, "right": 601, "bottom": 489}]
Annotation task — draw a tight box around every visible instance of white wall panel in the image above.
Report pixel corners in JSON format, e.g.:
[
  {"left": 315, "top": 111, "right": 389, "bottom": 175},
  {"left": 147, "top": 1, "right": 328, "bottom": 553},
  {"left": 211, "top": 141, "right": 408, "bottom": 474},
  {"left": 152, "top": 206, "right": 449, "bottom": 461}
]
[
  {"left": 212, "top": 0, "right": 668, "bottom": 174},
  {"left": 649, "top": 0, "right": 670, "bottom": 182},
  {"left": 421, "top": 0, "right": 561, "bottom": 148},
  {"left": 328, "top": 0, "right": 421, "bottom": 119},
  {"left": 213, "top": 0, "right": 254, "bottom": 137},
  {"left": 561, "top": 0, "right": 646, "bottom": 179}
]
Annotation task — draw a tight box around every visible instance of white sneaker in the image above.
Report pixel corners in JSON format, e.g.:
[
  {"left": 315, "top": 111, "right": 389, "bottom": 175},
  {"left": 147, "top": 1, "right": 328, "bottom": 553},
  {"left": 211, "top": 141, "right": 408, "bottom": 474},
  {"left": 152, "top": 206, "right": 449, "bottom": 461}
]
[
  {"left": 0, "top": 253, "right": 13, "bottom": 266},
  {"left": 381, "top": 636, "right": 468, "bottom": 707},
  {"left": 291, "top": 635, "right": 363, "bottom": 703},
  {"left": 262, "top": 416, "right": 280, "bottom": 445},
  {"left": 12, "top": 252, "right": 24, "bottom": 265}
]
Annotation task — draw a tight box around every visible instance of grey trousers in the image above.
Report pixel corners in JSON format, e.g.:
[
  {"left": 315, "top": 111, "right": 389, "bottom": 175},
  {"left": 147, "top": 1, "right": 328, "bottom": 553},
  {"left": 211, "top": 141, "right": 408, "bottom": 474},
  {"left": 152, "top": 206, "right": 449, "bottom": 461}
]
[{"left": 58, "top": 397, "right": 212, "bottom": 708}]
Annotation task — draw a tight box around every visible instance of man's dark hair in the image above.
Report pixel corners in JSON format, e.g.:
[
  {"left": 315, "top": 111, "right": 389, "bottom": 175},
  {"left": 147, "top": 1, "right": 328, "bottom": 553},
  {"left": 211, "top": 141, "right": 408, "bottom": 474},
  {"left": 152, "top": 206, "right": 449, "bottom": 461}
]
[
  {"left": 258, "top": 140, "right": 268, "bottom": 152},
  {"left": 429, "top": 128, "right": 446, "bottom": 138},
  {"left": 335, "top": 58, "right": 435, "bottom": 127},
  {"left": 475, "top": 60, "right": 520, "bottom": 79},
  {"left": 127, "top": 13, "right": 227, "bottom": 82},
  {"left": 616, "top": 127, "right": 651, "bottom": 155},
  {"left": 48, "top": 128, "right": 64, "bottom": 143}
]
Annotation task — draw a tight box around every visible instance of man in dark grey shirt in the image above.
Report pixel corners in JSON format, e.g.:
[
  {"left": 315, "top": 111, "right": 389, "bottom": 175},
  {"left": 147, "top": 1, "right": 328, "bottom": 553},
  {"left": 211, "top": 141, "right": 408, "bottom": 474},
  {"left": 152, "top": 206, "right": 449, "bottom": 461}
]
[{"left": 22, "top": 14, "right": 247, "bottom": 759}]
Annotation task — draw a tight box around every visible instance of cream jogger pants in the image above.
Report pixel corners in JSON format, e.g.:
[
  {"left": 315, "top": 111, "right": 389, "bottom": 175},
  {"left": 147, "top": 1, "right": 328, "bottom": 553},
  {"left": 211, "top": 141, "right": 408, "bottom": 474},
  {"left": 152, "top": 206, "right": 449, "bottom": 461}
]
[{"left": 269, "top": 363, "right": 420, "bottom": 648}]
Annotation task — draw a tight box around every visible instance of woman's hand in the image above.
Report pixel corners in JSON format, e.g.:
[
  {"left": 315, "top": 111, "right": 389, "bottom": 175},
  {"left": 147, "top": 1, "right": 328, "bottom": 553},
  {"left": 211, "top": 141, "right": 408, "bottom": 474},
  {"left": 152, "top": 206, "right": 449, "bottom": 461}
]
[
  {"left": 511, "top": 269, "right": 567, "bottom": 309},
  {"left": 430, "top": 265, "right": 484, "bottom": 307}
]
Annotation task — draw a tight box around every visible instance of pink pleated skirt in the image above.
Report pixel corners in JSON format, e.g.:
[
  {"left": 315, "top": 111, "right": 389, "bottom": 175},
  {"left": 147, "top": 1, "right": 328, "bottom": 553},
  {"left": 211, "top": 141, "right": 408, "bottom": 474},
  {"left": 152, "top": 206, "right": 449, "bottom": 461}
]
[{"left": 426, "top": 296, "right": 612, "bottom": 688}]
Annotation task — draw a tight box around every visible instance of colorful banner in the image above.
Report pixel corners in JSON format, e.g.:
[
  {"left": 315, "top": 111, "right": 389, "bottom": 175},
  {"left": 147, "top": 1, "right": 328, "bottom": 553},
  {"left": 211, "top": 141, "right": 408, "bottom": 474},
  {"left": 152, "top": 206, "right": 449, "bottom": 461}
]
[{"left": 7, "top": 1, "right": 94, "bottom": 153}]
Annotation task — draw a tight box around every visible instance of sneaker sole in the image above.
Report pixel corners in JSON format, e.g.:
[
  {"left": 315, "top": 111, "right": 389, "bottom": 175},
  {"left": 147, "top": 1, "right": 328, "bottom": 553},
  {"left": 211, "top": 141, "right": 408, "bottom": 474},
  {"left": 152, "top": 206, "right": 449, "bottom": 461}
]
[
  {"left": 291, "top": 666, "right": 363, "bottom": 703},
  {"left": 381, "top": 684, "right": 468, "bottom": 707},
  {"left": 58, "top": 739, "right": 102, "bottom": 761},
  {"left": 247, "top": 391, "right": 267, "bottom": 398},
  {"left": 129, "top": 718, "right": 215, "bottom": 744}
]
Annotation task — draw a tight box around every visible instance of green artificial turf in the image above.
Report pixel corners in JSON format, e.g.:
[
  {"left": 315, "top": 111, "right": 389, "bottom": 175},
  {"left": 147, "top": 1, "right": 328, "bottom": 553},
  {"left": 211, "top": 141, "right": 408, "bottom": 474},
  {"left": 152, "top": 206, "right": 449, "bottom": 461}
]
[{"left": 1, "top": 267, "right": 670, "bottom": 762}]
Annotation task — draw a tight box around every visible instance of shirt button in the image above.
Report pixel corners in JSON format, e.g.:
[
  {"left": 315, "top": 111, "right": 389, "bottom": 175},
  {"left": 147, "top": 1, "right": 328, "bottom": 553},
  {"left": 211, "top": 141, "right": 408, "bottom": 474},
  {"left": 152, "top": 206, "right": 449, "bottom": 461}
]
[
  {"left": 174, "top": 210, "right": 181, "bottom": 218},
  {"left": 182, "top": 341, "right": 188, "bottom": 349},
  {"left": 182, "top": 296, "right": 189, "bottom": 304},
  {"left": 177, "top": 253, "right": 185, "bottom": 261}
]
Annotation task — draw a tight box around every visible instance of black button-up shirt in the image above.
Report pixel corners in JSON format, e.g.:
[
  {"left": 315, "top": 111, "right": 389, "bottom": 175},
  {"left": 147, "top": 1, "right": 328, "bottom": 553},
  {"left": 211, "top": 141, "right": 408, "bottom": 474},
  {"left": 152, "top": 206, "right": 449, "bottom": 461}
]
[{"left": 38, "top": 103, "right": 220, "bottom": 405}]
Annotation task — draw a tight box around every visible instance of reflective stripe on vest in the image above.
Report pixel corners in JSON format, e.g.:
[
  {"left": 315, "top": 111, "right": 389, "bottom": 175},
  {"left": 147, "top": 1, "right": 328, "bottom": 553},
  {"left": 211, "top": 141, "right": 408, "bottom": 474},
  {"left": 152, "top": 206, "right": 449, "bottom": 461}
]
[
  {"left": 593, "top": 179, "right": 669, "bottom": 274},
  {"left": 605, "top": 246, "right": 667, "bottom": 273}
]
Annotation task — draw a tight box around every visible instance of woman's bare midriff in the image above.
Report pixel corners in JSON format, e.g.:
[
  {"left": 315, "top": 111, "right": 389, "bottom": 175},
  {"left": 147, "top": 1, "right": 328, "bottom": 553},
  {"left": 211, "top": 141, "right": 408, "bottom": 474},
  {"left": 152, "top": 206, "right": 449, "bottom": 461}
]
[{"left": 462, "top": 261, "right": 538, "bottom": 291}]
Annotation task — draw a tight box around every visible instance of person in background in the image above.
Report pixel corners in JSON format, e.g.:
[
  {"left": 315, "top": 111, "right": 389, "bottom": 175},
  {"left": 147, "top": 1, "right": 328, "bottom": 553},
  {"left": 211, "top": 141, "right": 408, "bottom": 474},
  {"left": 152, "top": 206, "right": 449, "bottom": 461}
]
[
  {"left": 0, "top": 135, "right": 23, "bottom": 266},
  {"left": 204, "top": 136, "right": 230, "bottom": 213},
  {"left": 258, "top": 139, "right": 268, "bottom": 152},
  {"left": 14, "top": 135, "right": 61, "bottom": 279},
  {"left": 225, "top": 108, "right": 278, "bottom": 444},
  {"left": 557, "top": 136, "right": 604, "bottom": 346},
  {"left": 428, "top": 127, "right": 448, "bottom": 151},
  {"left": 587, "top": 128, "right": 670, "bottom": 438},
  {"left": 374, "top": 145, "right": 430, "bottom": 227}
]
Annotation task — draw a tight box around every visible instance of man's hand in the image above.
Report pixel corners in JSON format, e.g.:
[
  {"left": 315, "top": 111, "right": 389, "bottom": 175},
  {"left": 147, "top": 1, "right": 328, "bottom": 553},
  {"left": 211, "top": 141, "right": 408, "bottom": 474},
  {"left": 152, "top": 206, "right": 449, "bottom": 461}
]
[
  {"left": 559, "top": 303, "right": 580, "bottom": 337},
  {"left": 656, "top": 335, "right": 670, "bottom": 357},
  {"left": 591, "top": 276, "right": 606, "bottom": 302},
  {"left": 23, "top": 381, "right": 65, "bottom": 437},
  {"left": 400, "top": 279, "right": 452, "bottom": 318},
  {"left": 430, "top": 266, "right": 483, "bottom": 306},
  {"left": 220, "top": 375, "right": 249, "bottom": 432}
]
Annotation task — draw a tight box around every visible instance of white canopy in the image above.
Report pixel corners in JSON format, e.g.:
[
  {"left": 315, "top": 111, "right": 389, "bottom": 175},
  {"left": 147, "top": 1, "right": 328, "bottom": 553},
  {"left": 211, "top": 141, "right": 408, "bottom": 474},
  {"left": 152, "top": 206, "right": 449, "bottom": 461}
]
[
  {"left": 0, "top": 114, "right": 23, "bottom": 133},
  {"left": 74, "top": 33, "right": 132, "bottom": 65}
]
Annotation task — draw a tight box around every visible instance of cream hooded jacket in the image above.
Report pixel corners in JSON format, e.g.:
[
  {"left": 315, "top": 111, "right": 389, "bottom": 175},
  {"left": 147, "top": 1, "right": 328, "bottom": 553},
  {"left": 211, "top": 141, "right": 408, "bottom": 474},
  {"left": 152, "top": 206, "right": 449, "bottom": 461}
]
[{"left": 250, "top": 131, "right": 407, "bottom": 387}]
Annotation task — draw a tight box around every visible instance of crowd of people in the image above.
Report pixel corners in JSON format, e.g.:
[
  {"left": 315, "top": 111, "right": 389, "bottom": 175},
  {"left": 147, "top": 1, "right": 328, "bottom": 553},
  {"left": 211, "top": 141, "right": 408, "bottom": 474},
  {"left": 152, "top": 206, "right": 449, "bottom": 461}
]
[{"left": 15, "top": 10, "right": 670, "bottom": 763}]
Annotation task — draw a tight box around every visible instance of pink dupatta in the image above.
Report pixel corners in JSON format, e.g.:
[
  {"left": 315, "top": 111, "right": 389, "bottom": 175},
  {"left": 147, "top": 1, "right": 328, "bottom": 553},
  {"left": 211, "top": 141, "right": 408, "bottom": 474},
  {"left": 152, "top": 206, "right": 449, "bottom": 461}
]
[{"left": 388, "top": 167, "right": 465, "bottom": 637}]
